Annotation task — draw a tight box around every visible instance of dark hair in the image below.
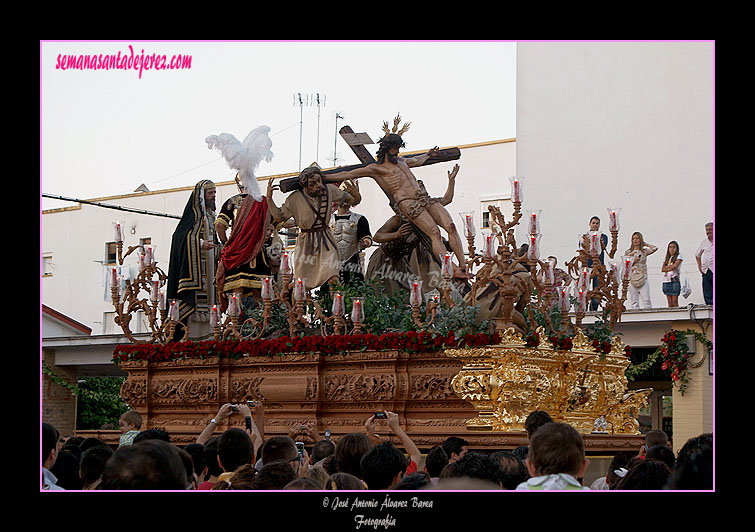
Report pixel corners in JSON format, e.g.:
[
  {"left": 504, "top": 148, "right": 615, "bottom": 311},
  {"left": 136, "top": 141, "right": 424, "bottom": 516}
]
[
  {"left": 606, "top": 451, "right": 635, "bottom": 488},
  {"left": 79, "top": 437, "right": 110, "bottom": 452},
  {"left": 441, "top": 436, "right": 469, "bottom": 460},
  {"left": 451, "top": 452, "right": 502, "bottom": 488},
  {"left": 251, "top": 459, "right": 298, "bottom": 490},
  {"left": 335, "top": 433, "right": 374, "bottom": 478},
  {"left": 312, "top": 439, "right": 336, "bottom": 463},
  {"left": 666, "top": 433, "right": 713, "bottom": 490},
  {"left": 283, "top": 477, "right": 322, "bottom": 490},
  {"left": 203, "top": 437, "right": 223, "bottom": 478},
  {"left": 664, "top": 241, "right": 680, "bottom": 266},
  {"left": 491, "top": 451, "right": 529, "bottom": 489},
  {"left": 260, "top": 435, "right": 298, "bottom": 465},
  {"left": 511, "top": 445, "right": 530, "bottom": 461},
  {"left": 100, "top": 440, "right": 188, "bottom": 490},
  {"left": 376, "top": 134, "right": 405, "bottom": 164},
  {"left": 80, "top": 445, "right": 114, "bottom": 487},
  {"left": 183, "top": 443, "right": 206, "bottom": 476},
  {"left": 528, "top": 422, "right": 585, "bottom": 476},
  {"left": 42, "top": 423, "right": 59, "bottom": 464},
  {"left": 646, "top": 444, "right": 676, "bottom": 470},
  {"left": 644, "top": 429, "right": 669, "bottom": 448},
  {"left": 50, "top": 449, "right": 84, "bottom": 490},
  {"left": 326, "top": 472, "right": 366, "bottom": 490},
  {"left": 590, "top": 216, "right": 600, "bottom": 224},
  {"left": 360, "top": 442, "right": 409, "bottom": 490},
  {"left": 212, "top": 463, "right": 256, "bottom": 490},
  {"left": 614, "top": 459, "right": 672, "bottom": 490},
  {"left": 424, "top": 445, "right": 449, "bottom": 478},
  {"left": 218, "top": 428, "right": 255, "bottom": 473},
  {"left": 524, "top": 410, "right": 554, "bottom": 438},
  {"left": 391, "top": 471, "right": 431, "bottom": 490},
  {"left": 132, "top": 427, "right": 170, "bottom": 444}
]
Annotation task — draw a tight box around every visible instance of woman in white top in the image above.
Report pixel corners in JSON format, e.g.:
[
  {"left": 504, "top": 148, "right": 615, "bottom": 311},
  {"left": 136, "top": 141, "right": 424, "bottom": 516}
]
[
  {"left": 625, "top": 232, "right": 658, "bottom": 309},
  {"left": 661, "top": 241, "right": 683, "bottom": 308}
]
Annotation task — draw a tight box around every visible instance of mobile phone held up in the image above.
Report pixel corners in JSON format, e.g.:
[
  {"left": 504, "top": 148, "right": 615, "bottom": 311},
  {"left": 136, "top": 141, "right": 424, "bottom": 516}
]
[{"left": 374, "top": 412, "right": 387, "bottom": 419}]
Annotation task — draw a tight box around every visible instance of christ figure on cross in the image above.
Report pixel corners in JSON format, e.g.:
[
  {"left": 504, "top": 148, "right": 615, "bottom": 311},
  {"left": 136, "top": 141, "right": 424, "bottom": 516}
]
[{"left": 327, "top": 118, "right": 466, "bottom": 275}]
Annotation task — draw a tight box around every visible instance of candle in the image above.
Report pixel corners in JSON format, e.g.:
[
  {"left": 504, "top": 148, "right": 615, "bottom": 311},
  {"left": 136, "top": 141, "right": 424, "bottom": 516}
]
[
  {"left": 589, "top": 231, "right": 601, "bottom": 255},
  {"left": 527, "top": 234, "right": 541, "bottom": 261},
  {"left": 228, "top": 293, "right": 240, "bottom": 317},
  {"left": 169, "top": 299, "right": 179, "bottom": 321},
  {"left": 528, "top": 210, "right": 541, "bottom": 235},
  {"left": 607, "top": 208, "right": 621, "bottom": 232},
  {"left": 332, "top": 291, "right": 344, "bottom": 315},
  {"left": 158, "top": 290, "right": 166, "bottom": 310},
  {"left": 458, "top": 211, "right": 476, "bottom": 239},
  {"left": 409, "top": 280, "right": 423, "bottom": 307},
  {"left": 622, "top": 255, "right": 634, "bottom": 281},
  {"left": 293, "top": 278, "right": 306, "bottom": 302},
  {"left": 113, "top": 221, "right": 124, "bottom": 242},
  {"left": 576, "top": 287, "right": 588, "bottom": 313},
  {"left": 144, "top": 245, "right": 154, "bottom": 267},
  {"left": 281, "top": 251, "right": 292, "bottom": 275},
  {"left": 261, "top": 277, "right": 272, "bottom": 301},
  {"left": 442, "top": 253, "right": 453, "bottom": 278},
  {"left": 483, "top": 233, "right": 495, "bottom": 259},
  {"left": 578, "top": 267, "right": 591, "bottom": 291},
  {"left": 509, "top": 176, "right": 523, "bottom": 203},
  {"left": 111, "top": 266, "right": 118, "bottom": 288},
  {"left": 150, "top": 280, "right": 160, "bottom": 300},
  {"left": 544, "top": 257, "right": 555, "bottom": 285},
  {"left": 351, "top": 297, "right": 364, "bottom": 324},
  {"left": 210, "top": 304, "right": 219, "bottom": 327},
  {"left": 609, "top": 261, "right": 621, "bottom": 285},
  {"left": 559, "top": 286, "right": 571, "bottom": 313}
]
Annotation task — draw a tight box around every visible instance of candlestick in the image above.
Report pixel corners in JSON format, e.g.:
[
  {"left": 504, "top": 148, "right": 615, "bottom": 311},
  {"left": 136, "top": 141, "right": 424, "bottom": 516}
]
[
  {"left": 261, "top": 277, "right": 272, "bottom": 301},
  {"left": 228, "top": 293, "right": 240, "bottom": 317},
  {"left": 527, "top": 234, "right": 541, "bottom": 261},
  {"left": 578, "top": 267, "right": 591, "bottom": 291},
  {"left": 589, "top": 231, "right": 601, "bottom": 256},
  {"left": 169, "top": 299, "right": 179, "bottom": 322},
  {"left": 576, "top": 287, "right": 588, "bottom": 314},
  {"left": 210, "top": 304, "right": 219, "bottom": 327},
  {"left": 607, "top": 208, "right": 621, "bottom": 232},
  {"left": 150, "top": 280, "right": 160, "bottom": 301},
  {"left": 558, "top": 286, "right": 571, "bottom": 313},
  {"left": 458, "top": 211, "right": 476, "bottom": 239},
  {"left": 442, "top": 253, "right": 454, "bottom": 279},
  {"left": 527, "top": 209, "right": 541, "bottom": 235},
  {"left": 351, "top": 297, "right": 365, "bottom": 324},
  {"left": 544, "top": 257, "right": 555, "bottom": 285},
  {"left": 509, "top": 176, "right": 524, "bottom": 203},
  {"left": 622, "top": 255, "right": 634, "bottom": 282},
  {"left": 332, "top": 291, "right": 344, "bottom": 316},
  {"left": 409, "top": 280, "right": 423, "bottom": 307},
  {"left": 158, "top": 290, "right": 166, "bottom": 310},
  {"left": 281, "top": 251, "right": 292, "bottom": 275},
  {"left": 483, "top": 233, "right": 495, "bottom": 259},
  {"left": 293, "top": 278, "right": 306, "bottom": 302},
  {"left": 113, "top": 221, "right": 124, "bottom": 243}
]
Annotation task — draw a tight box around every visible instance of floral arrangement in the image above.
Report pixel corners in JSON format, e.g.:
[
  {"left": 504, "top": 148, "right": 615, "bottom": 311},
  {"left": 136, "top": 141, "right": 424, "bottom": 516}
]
[
  {"left": 625, "top": 329, "right": 711, "bottom": 395},
  {"left": 113, "top": 330, "right": 502, "bottom": 364}
]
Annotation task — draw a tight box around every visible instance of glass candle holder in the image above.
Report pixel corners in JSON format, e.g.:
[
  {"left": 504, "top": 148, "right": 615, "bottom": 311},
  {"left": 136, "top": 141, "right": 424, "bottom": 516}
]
[
  {"left": 409, "top": 280, "right": 423, "bottom": 307},
  {"left": 351, "top": 297, "right": 365, "bottom": 324},
  {"left": 509, "top": 175, "right": 524, "bottom": 203},
  {"left": 332, "top": 291, "right": 344, "bottom": 316},
  {"left": 607, "top": 208, "right": 621, "bottom": 232}
]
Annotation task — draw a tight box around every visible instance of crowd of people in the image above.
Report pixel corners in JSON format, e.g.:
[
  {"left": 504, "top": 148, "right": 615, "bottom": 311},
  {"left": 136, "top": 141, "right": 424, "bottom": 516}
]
[
  {"left": 578, "top": 217, "right": 713, "bottom": 310},
  {"left": 42, "top": 407, "right": 713, "bottom": 492}
]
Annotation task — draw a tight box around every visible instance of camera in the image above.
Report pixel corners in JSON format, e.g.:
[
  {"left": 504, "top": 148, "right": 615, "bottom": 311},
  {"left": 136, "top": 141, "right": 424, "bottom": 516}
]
[
  {"left": 295, "top": 441, "right": 305, "bottom": 459},
  {"left": 374, "top": 412, "right": 387, "bottom": 419},
  {"left": 247, "top": 400, "right": 257, "bottom": 408},
  {"left": 230, "top": 404, "right": 239, "bottom": 412},
  {"left": 324, "top": 429, "right": 331, "bottom": 441}
]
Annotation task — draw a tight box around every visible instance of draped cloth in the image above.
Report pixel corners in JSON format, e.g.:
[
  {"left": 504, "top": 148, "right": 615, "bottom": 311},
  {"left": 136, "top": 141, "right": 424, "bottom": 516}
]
[
  {"left": 167, "top": 180, "right": 217, "bottom": 324},
  {"left": 215, "top": 196, "right": 270, "bottom": 312}
]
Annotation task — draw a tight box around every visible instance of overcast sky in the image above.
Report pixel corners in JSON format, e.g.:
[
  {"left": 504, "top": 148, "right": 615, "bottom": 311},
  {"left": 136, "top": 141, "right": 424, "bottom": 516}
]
[{"left": 40, "top": 41, "right": 517, "bottom": 211}]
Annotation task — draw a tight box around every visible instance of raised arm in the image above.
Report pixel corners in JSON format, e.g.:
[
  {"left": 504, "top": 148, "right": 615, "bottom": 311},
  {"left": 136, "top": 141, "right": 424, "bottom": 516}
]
[
  {"left": 327, "top": 164, "right": 380, "bottom": 183},
  {"left": 439, "top": 164, "right": 459, "bottom": 206},
  {"left": 266, "top": 178, "right": 286, "bottom": 223},
  {"left": 385, "top": 411, "right": 421, "bottom": 467},
  {"left": 406, "top": 146, "right": 439, "bottom": 168}
]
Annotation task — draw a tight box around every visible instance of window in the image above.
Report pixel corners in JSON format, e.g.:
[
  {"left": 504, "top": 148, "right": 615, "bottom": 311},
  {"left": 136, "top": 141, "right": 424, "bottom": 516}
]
[
  {"left": 42, "top": 253, "right": 54, "bottom": 277},
  {"left": 106, "top": 242, "right": 117, "bottom": 265},
  {"left": 285, "top": 227, "right": 298, "bottom": 248}
]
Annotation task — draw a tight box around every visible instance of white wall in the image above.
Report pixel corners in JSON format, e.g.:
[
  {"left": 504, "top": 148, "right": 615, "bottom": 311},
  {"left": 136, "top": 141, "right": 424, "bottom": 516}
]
[{"left": 516, "top": 42, "right": 714, "bottom": 307}]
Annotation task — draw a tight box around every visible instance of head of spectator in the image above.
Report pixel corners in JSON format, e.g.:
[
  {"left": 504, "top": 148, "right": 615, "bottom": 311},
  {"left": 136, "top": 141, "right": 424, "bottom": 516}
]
[
  {"left": 614, "top": 459, "right": 672, "bottom": 490},
  {"left": 335, "top": 432, "right": 375, "bottom": 478},
  {"left": 392, "top": 471, "right": 431, "bottom": 490},
  {"left": 666, "top": 433, "right": 713, "bottom": 490},
  {"left": 524, "top": 410, "right": 554, "bottom": 441},
  {"left": 320, "top": 454, "right": 339, "bottom": 475},
  {"left": 446, "top": 451, "right": 502, "bottom": 489},
  {"left": 424, "top": 445, "right": 449, "bottom": 480},
  {"left": 360, "top": 441, "right": 409, "bottom": 490},
  {"left": 526, "top": 422, "right": 589, "bottom": 480},
  {"left": 646, "top": 444, "right": 676, "bottom": 470},
  {"left": 62, "top": 436, "right": 85, "bottom": 450},
  {"left": 326, "top": 472, "right": 367, "bottom": 490},
  {"left": 79, "top": 445, "right": 114, "bottom": 490},
  {"left": 511, "top": 445, "right": 529, "bottom": 461},
  {"left": 441, "top": 436, "right": 469, "bottom": 463},
  {"left": 260, "top": 435, "right": 308, "bottom": 477},
  {"left": 183, "top": 442, "right": 206, "bottom": 480},
  {"left": 132, "top": 427, "right": 170, "bottom": 444},
  {"left": 251, "top": 459, "right": 298, "bottom": 490},
  {"left": 177, "top": 447, "right": 199, "bottom": 489},
  {"left": 42, "top": 423, "right": 59, "bottom": 470},
  {"left": 283, "top": 477, "right": 322, "bottom": 490},
  {"left": 641, "top": 429, "right": 669, "bottom": 456},
  {"left": 212, "top": 463, "right": 257, "bottom": 490},
  {"left": 217, "top": 427, "right": 255, "bottom": 475},
  {"left": 100, "top": 439, "right": 188, "bottom": 490},
  {"left": 491, "top": 450, "right": 529, "bottom": 490},
  {"left": 50, "top": 448, "right": 83, "bottom": 490},
  {"left": 307, "top": 462, "right": 331, "bottom": 489},
  {"left": 198, "top": 436, "right": 223, "bottom": 489},
  {"left": 79, "top": 437, "right": 110, "bottom": 452},
  {"left": 311, "top": 438, "right": 336, "bottom": 464},
  {"left": 605, "top": 451, "right": 636, "bottom": 489}
]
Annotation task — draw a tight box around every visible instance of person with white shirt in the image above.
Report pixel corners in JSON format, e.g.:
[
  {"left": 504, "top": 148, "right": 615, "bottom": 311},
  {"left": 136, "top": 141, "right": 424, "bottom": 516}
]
[{"left": 695, "top": 222, "right": 714, "bottom": 305}]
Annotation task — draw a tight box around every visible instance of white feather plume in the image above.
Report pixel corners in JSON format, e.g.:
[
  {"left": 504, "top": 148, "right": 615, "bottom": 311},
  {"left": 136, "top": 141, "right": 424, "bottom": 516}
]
[{"left": 205, "top": 125, "right": 274, "bottom": 202}]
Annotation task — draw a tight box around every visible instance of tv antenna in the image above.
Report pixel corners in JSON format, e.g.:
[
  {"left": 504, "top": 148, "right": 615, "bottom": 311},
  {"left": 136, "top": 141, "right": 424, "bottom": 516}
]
[
  {"left": 330, "top": 112, "right": 345, "bottom": 167},
  {"left": 312, "top": 93, "right": 326, "bottom": 165},
  {"left": 293, "top": 92, "right": 307, "bottom": 171}
]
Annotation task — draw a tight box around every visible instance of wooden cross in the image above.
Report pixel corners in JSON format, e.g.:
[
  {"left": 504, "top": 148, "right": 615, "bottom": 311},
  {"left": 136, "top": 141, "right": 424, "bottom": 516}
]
[{"left": 277, "top": 124, "right": 461, "bottom": 193}]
